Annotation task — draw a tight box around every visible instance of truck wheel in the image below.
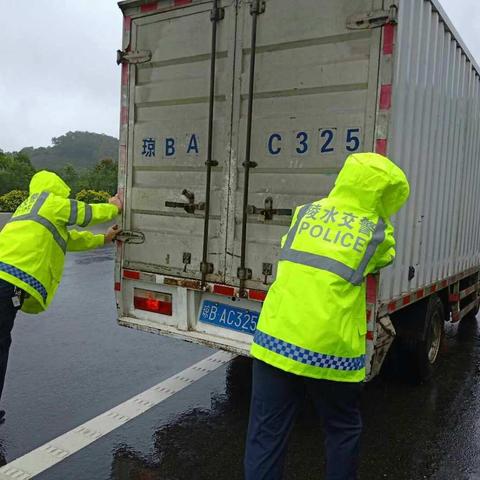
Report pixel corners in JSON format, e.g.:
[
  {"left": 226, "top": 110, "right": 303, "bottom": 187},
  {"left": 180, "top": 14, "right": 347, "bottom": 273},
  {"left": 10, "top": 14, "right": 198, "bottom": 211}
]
[{"left": 410, "top": 295, "right": 444, "bottom": 382}]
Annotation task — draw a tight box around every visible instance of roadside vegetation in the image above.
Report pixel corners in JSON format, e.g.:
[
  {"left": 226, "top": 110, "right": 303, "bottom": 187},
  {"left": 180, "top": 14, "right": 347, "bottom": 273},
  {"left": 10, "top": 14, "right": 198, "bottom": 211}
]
[{"left": 0, "top": 132, "right": 118, "bottom": 212}]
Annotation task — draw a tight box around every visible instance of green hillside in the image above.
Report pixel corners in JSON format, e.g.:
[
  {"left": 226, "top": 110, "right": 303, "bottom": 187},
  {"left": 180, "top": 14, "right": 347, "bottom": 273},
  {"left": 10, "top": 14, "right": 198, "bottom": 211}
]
[{"left": 21, "top": 131, "right": 118, "bottom": 170}]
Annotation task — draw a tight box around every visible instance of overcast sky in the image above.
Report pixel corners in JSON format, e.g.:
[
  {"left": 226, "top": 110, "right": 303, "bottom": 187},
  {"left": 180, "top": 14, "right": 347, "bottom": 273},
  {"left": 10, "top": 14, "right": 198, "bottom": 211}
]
[{"left": 0, "top": 0, "right": 479, "bottom": 152}]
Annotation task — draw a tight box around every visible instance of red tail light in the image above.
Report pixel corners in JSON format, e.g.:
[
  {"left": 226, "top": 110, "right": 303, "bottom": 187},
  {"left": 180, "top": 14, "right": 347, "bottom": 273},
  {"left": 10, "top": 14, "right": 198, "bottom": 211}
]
[
  {"left": 123, "top": 269, "right": 140, "bottom": 280},
  {"left": 213, "top": 284, "right": 236, "bottom": 297},
  {"left": 248, "top": 289, "right": 267, "bottom": 302},
  {"left": 134, "top": 288, "right": 172, "bottom": 316}
]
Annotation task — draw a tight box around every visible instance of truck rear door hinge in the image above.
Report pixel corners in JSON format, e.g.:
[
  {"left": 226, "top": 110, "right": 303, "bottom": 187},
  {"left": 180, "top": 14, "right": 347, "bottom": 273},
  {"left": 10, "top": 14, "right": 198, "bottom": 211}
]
[
  {"left": 346, "top": 7, "right": 397, "bottom": 30},
  {"left": 250, "top": 0, "right": 266, "bottom": 15},
  {"left": 248, "top": 197, "right": 292, "bottom": 221},
  {"left": 237, "top": 267, "right": 252, "bottom": 282},
  {"left": 115, "top": 230, "right": 145, "bottom": 244},
  {"left": 116, "top": 49, "right": 152, "bottom": 65},
  {"left": 165, "top": 189, "right": 205, "bottom": 214},
  {"left": 210, "top": 5, "right": 225, "bottom": 22}
]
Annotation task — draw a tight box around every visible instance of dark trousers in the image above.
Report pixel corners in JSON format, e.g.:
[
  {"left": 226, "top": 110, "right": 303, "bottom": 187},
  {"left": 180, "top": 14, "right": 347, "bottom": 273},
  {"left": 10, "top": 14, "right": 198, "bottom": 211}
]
[
  {"left": 0, "top": 279, "right": 18, "bottom": 402},
  {"left": 244, "top": 359, "right": 363, "bottom": 480}
]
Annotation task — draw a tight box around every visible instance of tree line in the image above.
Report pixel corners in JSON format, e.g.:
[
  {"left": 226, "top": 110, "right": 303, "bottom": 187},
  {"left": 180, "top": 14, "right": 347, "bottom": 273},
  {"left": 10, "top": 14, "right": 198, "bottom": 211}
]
[
  {"left": 0, "top": 151, "right": 118, "bottom": 212},
  {"left": 21, "top": 131, "right": 118, "bottom": 171}
]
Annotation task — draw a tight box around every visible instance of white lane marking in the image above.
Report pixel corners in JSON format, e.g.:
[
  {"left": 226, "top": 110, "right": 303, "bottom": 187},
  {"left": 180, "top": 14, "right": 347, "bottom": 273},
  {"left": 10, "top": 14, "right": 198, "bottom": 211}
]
[{"left": 0, "top": 351, "right": 235, "bottom": 480}]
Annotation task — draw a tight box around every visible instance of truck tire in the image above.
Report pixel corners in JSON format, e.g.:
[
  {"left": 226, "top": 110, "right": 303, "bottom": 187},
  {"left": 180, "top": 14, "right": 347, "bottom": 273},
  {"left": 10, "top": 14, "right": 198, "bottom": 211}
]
[{"left": 403, "top": 295, "right": 444, "bottom": 382}]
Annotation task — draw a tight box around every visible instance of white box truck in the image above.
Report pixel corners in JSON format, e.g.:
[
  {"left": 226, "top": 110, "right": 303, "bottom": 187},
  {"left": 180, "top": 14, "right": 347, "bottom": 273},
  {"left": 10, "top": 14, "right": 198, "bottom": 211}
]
[{"left": 114, "top": 0, "right": 480, "bottom": 380}]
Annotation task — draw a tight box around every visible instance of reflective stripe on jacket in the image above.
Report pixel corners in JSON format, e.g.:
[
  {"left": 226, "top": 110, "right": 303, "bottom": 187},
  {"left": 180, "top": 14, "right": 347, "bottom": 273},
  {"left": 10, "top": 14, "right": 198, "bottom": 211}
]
[
  {"left": 251, "top": 153, "right": 410, "bottom": 382},
  {"left": 0, "top": 171, "right": 119, "bottom": 314}
]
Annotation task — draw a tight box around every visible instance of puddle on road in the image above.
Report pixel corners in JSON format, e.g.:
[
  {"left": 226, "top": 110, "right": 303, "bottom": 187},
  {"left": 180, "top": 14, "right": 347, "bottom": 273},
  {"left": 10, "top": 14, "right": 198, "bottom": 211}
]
[
  {"left": 111, "top": 357, "right": 252, "bottom": 480},
  {"left": 108, "top": 318, "right": 480, "bottom": 480}
]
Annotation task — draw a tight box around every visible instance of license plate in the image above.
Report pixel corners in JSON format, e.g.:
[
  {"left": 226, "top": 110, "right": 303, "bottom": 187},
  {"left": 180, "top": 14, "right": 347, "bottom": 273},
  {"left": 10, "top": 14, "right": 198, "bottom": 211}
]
[{"left": 199, "top": 300, "right": 259, "bottom": 335}]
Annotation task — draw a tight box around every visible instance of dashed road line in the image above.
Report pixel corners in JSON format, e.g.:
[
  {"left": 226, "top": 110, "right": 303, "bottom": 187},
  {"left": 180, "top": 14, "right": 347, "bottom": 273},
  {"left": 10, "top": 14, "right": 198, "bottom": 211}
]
[{"left": 0, "top": 351, "right": 235, "bottom": 480}]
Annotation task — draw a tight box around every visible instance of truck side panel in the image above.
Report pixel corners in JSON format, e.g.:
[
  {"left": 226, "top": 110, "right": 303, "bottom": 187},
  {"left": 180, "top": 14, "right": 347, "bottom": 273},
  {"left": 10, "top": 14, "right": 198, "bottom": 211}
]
[{"left": 380, "top": 0, "right": 480, "bottom": 303}]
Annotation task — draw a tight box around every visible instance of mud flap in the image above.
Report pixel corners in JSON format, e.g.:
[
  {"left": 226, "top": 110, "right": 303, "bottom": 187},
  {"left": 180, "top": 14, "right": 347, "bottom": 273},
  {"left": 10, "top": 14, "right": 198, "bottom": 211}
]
[{"left": 367, "top": 315, "right": 396, "bottom": 380}]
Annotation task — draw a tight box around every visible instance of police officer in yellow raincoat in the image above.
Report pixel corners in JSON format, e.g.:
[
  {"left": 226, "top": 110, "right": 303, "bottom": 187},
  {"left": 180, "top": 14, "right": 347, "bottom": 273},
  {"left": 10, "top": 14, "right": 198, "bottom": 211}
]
[
  {"left": 244, "top": 153, "right": 410, "bottom": 480},
  {"left": 0, "top": 170, "right": 122, "bottom": 422}
]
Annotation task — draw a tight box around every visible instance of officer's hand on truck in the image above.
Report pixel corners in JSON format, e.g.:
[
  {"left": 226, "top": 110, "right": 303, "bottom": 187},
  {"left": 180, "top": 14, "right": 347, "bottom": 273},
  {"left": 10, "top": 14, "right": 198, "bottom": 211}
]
[
  {"left": 104, "top": 225, "right": 122, "bottom": 244},
  {"left": 108, "top": 193, "right": 123, "bottom": 212}
]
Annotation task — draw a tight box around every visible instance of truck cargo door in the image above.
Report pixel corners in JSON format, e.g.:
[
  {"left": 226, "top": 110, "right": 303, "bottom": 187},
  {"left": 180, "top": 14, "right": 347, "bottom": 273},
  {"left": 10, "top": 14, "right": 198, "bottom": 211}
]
[
  {"left": 123, "top": 0, "right": 237, "bottom": 282},
  {"left": 225, "top": 0, "right": 383, "bottom": 290}
]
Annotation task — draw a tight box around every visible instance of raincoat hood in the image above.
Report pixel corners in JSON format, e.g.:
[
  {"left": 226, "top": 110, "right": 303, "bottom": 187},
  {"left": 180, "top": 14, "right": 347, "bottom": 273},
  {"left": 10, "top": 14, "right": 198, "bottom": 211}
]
[
  {"left": 329, "top": 153, "right": 410, "bottom": 218},
  {"left": 29, "top": 170, "right": 71, "bottom": 198}
]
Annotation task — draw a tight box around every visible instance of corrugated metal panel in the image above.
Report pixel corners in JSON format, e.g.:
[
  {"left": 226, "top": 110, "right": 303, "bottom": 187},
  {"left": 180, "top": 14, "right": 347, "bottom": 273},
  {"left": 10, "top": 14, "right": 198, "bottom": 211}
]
[
  {"left": 428, "top": 0, "right": 480, "bottom": 75},
  {"left": 379, "top": 0, "right": 480, "bottom": 301}
]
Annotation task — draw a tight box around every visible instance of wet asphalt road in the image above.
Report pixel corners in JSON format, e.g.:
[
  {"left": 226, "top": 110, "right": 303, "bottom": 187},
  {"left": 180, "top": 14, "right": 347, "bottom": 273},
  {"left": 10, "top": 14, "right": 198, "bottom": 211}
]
[{"left": 1, "top": 226, "right": 480, "bottom": 478}]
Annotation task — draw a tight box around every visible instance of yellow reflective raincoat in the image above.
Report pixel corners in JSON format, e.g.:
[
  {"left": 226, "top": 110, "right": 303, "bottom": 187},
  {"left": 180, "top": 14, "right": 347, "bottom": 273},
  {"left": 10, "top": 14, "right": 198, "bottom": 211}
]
[
  {"left": 0, "top": 171, "right": 119, "bottom": 314},
  {"left": 251, "top": 153, "right": 410, "bottom": 382}
]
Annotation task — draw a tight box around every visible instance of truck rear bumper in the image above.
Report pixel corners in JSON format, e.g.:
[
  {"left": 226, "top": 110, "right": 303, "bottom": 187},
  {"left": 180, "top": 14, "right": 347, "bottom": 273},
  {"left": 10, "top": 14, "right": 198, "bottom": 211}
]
[{"left": 118, "top": 315, "right": 251, "bottom": 356}]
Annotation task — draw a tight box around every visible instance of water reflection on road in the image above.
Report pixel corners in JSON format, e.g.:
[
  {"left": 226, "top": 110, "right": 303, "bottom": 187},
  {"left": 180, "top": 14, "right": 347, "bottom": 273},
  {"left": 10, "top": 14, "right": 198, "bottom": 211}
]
[{"left": 110, "top": 319, "right": 480, "bottom": 480}]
